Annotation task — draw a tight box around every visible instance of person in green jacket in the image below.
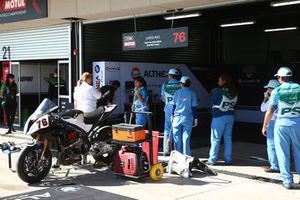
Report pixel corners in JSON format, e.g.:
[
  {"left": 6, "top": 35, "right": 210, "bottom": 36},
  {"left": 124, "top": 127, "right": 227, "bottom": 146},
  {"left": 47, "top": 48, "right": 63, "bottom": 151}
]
[
  {"left": 44, "top": 69, "right": 67, "bottom": 105},
  {"left": 1, "top": 74, "right": 18, "bottom": 134}
]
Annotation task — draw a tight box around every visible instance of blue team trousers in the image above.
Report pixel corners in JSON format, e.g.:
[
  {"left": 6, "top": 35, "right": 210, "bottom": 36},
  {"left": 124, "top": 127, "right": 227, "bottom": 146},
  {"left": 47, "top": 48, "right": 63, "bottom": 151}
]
[
  {"left": 163, "top": 112, "right": 172, "bottom": 154},
  {"left": 208, "top": 115, "right": 234, "bottom": 164},
  {"left": 172, "top": 115, "right": 193, "bottom": 156},
  {"left": 266, "top": 120, "right": 279, "bottom": 170},
  {"left": 135, "top": 114, "right": 148, "bottom": 126},
  {"left": 274, "top": 126, "right": 300, "bottom": 186}
]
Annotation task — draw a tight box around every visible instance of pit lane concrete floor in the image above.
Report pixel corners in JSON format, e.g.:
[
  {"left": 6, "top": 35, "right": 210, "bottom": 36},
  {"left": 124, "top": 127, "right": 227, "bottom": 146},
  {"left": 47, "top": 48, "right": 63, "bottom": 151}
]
[{"left": 0, "top": 128, "right": 300, "bottom": 200}]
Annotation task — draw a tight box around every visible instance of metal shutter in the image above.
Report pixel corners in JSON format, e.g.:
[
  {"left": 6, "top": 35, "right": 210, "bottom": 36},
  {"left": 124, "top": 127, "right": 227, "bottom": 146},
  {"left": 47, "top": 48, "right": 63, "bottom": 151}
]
[{"left": 0, "top": 24, "right": 70, "bottom": 61}]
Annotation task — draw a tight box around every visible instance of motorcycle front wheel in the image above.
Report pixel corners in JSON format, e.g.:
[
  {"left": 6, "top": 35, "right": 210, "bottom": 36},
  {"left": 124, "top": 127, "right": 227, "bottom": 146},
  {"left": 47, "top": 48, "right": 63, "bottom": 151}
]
[{"left": 17, "top": 144, "right": 52, "bottom": 184}]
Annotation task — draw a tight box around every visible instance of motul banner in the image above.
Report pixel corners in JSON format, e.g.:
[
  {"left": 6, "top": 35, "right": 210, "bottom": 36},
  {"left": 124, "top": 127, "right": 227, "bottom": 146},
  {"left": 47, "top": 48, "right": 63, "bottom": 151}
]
[{"left": 0, "top": 0, "right": 47, "bottom": 23}]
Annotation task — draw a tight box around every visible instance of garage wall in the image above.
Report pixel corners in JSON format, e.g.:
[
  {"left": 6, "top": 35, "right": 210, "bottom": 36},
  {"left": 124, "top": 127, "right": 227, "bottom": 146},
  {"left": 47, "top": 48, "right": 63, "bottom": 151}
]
[
  {"left": 222, "top": 27, "right": 268, "bottom": 64},
  {"left": 82, "top": 2, "right": 300, "bottom": 108},
  {"left": 0, "top": 24, "right": 70, "bottom": 61},
  {"left": 222, "top": 26, "right": 300, "bottom": 65},
  {"left": 83, "top": 16, "right": 212, "bottom": 71}
]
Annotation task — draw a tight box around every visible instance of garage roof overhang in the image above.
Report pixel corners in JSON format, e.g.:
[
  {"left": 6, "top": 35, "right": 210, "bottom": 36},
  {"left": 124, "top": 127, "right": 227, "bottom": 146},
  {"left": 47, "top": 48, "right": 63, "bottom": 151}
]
[{"left": 0, "top": 0, "right": 261, "bottom": 32}]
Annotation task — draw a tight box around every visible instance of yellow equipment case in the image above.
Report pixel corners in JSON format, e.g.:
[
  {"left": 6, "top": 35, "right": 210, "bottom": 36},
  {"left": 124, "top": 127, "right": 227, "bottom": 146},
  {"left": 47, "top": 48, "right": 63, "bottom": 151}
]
[{"left": 112, "top": 123, "right": 146, "bottom": 142}]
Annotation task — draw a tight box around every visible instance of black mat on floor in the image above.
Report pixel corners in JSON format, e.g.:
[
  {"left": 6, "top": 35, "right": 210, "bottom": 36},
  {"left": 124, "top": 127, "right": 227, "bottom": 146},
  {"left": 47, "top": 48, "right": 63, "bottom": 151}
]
[{"left": 0, "top": 185, "right": 136, "bottom": 200}]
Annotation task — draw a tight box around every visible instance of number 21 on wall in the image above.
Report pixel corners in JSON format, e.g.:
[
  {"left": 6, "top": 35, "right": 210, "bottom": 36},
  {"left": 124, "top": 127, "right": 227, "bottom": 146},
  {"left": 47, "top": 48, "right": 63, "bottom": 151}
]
[{"left": 2, "top": 46, "right": 11, "bottom": 60}]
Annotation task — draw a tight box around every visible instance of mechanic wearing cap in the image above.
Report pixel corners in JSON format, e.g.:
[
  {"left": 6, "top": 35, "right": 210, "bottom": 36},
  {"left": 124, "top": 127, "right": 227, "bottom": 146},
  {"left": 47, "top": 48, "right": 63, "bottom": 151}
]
[
  {"left": 161, "top": 68, "right": 181, "bottom": 155},
  {"left": 171, "top": 76, "right": 198, "bottom": 156},
  {"left": 262, "top": 67, "right": 300, "bottom": 189},
  {"left": 260, "top": 79, "right": 280, "bottom": 173},
  {"left": 207, "top": 74, "right": 238, "bottom": 165}
]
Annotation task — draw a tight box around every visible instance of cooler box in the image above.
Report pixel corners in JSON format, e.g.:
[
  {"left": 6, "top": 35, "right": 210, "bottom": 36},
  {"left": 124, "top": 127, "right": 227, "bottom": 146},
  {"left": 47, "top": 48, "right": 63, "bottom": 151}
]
[{"left": 112, "top": 123, "right": 146, "bottom": 142}]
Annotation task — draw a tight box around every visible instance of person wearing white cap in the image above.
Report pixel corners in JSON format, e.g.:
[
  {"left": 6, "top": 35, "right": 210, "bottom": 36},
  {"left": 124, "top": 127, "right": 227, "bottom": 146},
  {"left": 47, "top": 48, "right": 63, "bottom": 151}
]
[
  {"left": 262, "top": 66, "right": 300, "bottom": 189},
  {"left": 161, "top": 68, "right": 181, "bottom": 155},
  {"left": 207, "top": 74, "right": 238, "bottom": 165},
  {"left": 171, "top": 76, "right": 198, "bottom": 156},
  {"left": 260, "top": 79, "right": 280, "bottom": 173}
]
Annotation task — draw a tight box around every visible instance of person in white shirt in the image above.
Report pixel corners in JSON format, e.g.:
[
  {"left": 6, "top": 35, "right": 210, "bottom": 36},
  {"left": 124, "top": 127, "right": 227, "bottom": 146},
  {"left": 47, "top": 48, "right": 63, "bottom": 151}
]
[
  {"left": 74, "top": 79, "right": 83, "bottom": 109},
  {"left": 260, "top": 79, "right": 280, "bottom": 173},
  {"left": 74, "top": 72, "right": 102, "bottom": 113}
]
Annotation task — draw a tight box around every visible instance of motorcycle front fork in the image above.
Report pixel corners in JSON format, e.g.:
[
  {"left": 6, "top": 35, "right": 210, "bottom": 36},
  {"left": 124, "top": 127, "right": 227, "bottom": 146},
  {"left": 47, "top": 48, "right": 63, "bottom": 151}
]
[
  {"left": 36, "top": 134, "right": 88, "bottom": 167},
  {"left": 35, "top": 135, "right": 49, "bottom": 159}
]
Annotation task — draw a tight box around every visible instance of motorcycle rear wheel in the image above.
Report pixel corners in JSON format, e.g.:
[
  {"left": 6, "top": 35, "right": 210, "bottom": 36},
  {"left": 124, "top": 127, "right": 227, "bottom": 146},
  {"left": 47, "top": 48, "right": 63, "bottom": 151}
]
[
  {"left": 92, "top": 126, "right": 117, "bottom": 164},
  {"left": 17, "top": 145, "right": 52, "bottom": 184}
]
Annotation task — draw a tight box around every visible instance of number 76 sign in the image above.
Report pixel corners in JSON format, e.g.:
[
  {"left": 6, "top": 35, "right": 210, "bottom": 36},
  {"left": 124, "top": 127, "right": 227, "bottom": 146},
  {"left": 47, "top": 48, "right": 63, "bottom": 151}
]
[{"left": 123, "top": 27, "right": 188, "bottom": 51}]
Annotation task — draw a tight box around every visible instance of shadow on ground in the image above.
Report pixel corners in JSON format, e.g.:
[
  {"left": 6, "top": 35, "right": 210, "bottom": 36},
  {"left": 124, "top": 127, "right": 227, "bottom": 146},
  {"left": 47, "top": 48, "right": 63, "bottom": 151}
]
[{"left": 26, "top": 164, "right": 229, "bottom": 189}]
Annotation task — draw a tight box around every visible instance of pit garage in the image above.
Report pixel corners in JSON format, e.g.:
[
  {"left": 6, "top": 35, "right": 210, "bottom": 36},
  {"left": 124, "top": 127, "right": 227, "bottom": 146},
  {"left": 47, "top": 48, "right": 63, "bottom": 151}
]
[
  {"left": 81, "top": 1, "right": 300, "bottom": 145},
  {"left": 0, "top": 24, "right": 72, "bottom": 127}
]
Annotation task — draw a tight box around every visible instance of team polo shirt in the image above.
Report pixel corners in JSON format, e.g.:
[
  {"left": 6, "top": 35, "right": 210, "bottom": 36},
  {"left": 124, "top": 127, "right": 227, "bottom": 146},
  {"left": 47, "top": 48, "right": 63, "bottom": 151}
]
[
  {"left": 161, "top": 79, "right": 181, "bottom": 113},
  {"left": 133, "top": 87, "right": 149, "bottom": 112},
  {"left": 209, "top": 87, "right": 237, "bottom": 118},
  {"left": 173, "top": 87, "right": 198, "bottom": 116},
  {"left": 269, "top": 82, "right": 300, "bottom": 127}
]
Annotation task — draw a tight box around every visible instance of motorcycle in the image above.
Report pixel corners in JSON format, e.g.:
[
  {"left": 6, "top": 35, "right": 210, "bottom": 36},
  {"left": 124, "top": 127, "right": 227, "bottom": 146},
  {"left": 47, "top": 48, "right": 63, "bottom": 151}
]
[{"left": 17, "top": 98, "right": 118, "bottom": 184}]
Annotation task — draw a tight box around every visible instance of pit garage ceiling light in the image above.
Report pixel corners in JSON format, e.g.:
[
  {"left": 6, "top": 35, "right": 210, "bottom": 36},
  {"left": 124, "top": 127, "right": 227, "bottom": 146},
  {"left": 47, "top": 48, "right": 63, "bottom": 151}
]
[
  {"left": 264, "top": 27, "right": 298, "bottom": 32},
  {"left": 270, "top": 0, "right": 300, "bottom": 7},
  {"left": 220, "top": 21, "right": 255, "bottom": 28},
  {"left": 164, "top": 12, "right": 201, "bottom": 20}
]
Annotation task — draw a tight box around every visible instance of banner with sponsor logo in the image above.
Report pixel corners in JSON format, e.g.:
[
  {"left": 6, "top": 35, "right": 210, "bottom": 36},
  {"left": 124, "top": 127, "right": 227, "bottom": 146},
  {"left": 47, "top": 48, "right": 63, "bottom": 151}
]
[
  {"left": 122, "top": 27, "right": 188, "bottom": 51},
  {"left": 93, "top": 61, "right": 209, "bottom": 114},
  {"left": 0, "top": 0, "right": 48, "bottom": 24},
  {"left": 1, "top": 60, "right": 10, "bottom": 83}
]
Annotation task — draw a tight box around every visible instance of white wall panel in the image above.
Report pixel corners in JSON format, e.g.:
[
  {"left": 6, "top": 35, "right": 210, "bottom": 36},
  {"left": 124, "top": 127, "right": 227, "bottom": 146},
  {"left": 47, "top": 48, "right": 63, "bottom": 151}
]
[{"left": 0, "top": 24, "right": 70, "bottom": 61}]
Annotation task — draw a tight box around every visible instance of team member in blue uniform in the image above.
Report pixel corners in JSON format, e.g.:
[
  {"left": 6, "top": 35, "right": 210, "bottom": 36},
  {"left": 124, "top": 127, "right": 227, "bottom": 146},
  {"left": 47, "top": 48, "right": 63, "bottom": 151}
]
[
  {"left": 262, "top": 67, "right": 300, "bottom": 189},
  {"left": 207, "top": 74, "right": 238, "bottom": 165},
  {"left": 161, "top": 68, "right": 181, "bottom": 155},
  {"left": 133, "top": 76, "right": 149, "bottom": 126},
  {"left": 171, "top": 76, "right": 198, "bottom": 156},
  {"left": 260, "top": 79, "right": 280, "bottom": 173}
]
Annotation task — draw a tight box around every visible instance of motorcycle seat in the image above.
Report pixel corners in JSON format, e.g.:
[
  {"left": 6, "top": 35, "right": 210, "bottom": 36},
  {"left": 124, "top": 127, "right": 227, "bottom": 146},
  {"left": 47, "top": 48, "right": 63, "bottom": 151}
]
[
  {"left": 60, "top": 109, "right": 83, "bottom": 118},
  {"left": 84, "top": 107, "right": 105, "bottom": 124}
]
